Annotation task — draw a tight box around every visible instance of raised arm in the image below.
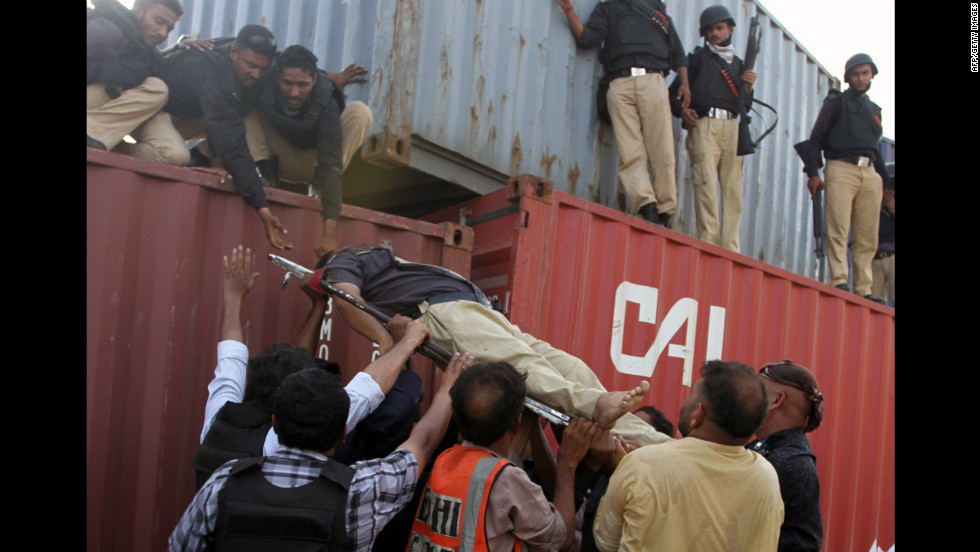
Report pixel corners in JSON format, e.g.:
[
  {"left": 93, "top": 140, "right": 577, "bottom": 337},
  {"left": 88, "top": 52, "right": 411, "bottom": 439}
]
[
  {"left": 219, "top": 245, "right": 260, "bottom": 343},
  {"left": 294, "top": 283, "right": 330, "bottom": 354},
  {"left": 553, "top": 418, "right": 598, "bottom": 551},
  {"left": 330, "top": 281, "right": 396, "bottom": 353},
  {"left": 361, "top": 314, "right": 429, "bottom": 394},
  {"left": 555, "top": 0, "right": 585, "bottom": 38},
  {"left": 397, "top": 352, "right": 473, "bottom": 472}
]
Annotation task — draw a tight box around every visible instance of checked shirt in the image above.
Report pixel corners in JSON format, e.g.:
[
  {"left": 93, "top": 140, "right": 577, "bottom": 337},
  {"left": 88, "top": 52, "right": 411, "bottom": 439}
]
[{"left": 169, "top": 445, "right": 419, "bottom": 552}]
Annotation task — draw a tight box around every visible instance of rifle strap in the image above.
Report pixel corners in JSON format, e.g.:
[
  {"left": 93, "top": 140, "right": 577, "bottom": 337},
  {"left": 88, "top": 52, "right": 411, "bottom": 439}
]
[{"left": 627, "top": 0, "right": 670, "bottom": 37}]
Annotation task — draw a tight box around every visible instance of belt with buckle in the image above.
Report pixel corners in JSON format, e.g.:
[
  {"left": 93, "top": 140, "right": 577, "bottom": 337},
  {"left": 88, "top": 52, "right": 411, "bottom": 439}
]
[
  {"left": 703, "top": 107, "right": 738, "bottom": 119},
  {"left": 607, "top": 67, "right": 667, "bottom": 80},
  {"left": 838, "top": 155, "right": 873, "bottom": 167}
]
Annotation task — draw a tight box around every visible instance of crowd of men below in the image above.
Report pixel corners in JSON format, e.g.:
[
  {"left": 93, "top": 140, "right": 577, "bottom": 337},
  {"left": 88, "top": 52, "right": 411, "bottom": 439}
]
[
  {"left": 165, "top": 243, "right": 828, "bottom": 552},
  {"left": 87, "top": 0, "right": 893, "bottom": 308}
]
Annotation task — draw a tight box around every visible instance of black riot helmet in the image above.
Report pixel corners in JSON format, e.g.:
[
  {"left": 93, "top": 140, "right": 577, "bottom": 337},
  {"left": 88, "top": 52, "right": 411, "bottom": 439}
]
[
  {"left": 699, "top": 5, "right": 736, "bottom": 36},
  {"left": 844, "top": 53, "right": 879, "bottom": 83}
]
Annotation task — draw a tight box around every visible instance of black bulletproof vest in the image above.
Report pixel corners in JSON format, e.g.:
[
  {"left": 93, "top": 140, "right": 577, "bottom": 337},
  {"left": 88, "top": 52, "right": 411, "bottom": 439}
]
[
  {"left": 689, "top": 47, "right": 743, "bottom": 115},
  {"left": 193, "top": 403, "right": 272, "bottom": 490},
  {"left": 213, "top": 457, "right": 354, "bottom": 552},
  {"left": 258, "top": 70, "right": 346, "bottom": 149},
  {"left": 600, "top": 0, "right": 671, "bottom": 68},
  {"left": 825, "top": 90, "right": 882, "bottom": 155}
]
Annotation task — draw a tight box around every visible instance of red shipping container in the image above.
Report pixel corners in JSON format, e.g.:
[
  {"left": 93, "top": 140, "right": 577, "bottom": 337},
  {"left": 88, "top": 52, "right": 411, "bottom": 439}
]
[
  {"left": 86, "top": 150, "right": 472, "bottom": 552},
  {"left": 423, "top": 175, "right": 895, "bottom": 552}
]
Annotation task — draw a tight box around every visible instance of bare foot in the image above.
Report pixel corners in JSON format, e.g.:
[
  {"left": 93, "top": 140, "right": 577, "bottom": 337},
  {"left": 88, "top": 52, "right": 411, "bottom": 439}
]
[{"left": 593, "top": 381, "right": 650, "bottom": 429}]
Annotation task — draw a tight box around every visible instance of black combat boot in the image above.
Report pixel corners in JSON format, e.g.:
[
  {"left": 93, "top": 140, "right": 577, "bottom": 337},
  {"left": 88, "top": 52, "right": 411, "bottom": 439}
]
[{"left": 638, "top": 203, "right": 663, "bottom": 226}]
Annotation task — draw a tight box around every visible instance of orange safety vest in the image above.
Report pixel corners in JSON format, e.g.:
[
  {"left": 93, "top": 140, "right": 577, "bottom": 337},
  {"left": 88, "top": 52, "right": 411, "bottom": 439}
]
[{"left": 406, "top": 445, "right": 523, "bottom": 552}]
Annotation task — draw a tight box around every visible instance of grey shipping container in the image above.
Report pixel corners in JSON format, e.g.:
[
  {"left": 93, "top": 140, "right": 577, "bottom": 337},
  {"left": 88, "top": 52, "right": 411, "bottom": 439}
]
[{"left": 169, "top": 0, "right": 845, "bottom": 282}]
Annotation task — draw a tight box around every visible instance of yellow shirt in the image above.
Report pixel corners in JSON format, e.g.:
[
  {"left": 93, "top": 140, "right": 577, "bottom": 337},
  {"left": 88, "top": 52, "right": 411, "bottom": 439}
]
[{"left": 593, "top": 437, "right": 784, "bottom": 552}]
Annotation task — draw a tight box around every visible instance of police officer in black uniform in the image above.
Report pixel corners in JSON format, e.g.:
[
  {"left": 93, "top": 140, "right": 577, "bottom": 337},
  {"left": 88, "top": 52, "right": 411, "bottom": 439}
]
[
  {"left": 556, "top": 0, "right": 691, "bottom": 227},
  {"left": 671, "top": 5, "right": 757, "bottom": 253},
  {"left": 245, "top": 45, "right": 373, "bottom": 259},
  {"left": 804, "top": 53, "right": 888, "bottom": 304},
  {"left": 86, "top": 0, "right": 183, "bottom": 150}
]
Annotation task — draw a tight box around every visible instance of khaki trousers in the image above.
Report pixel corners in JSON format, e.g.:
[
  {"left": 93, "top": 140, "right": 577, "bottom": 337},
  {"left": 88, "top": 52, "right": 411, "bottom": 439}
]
[
  {"left": 242, "top": 100, "right": 373, "bottom": 185},
  {"left": 418, "top": 300, "right": 671, "bottom": 446},
  {"left": 824, "top": 159, "right": 882, "bottom": 296},
  {"left": 86, "top": 78, "right": 169, "bottom": 151},
  {"left": 686, "top": 116, "right": 743, "bottom": 252},
  {"left": 871, "top": 254, "right": 895, "bottom": 305},
  {"left": 117, "top": 109, "right": 209, "bottom": 166},
  {"left": 606, "top": 73, "right": 677, "bottom": 215}
]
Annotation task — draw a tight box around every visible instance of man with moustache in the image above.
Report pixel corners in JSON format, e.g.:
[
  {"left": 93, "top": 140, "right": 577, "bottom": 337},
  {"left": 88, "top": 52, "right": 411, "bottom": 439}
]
[
  {"left": 86, "top": 0, "right": 183, "bottom": 151},
  {"left": 592, "top": 360, "right": 783, "bottom": 552},
  {"left": 121, "top": 24, "right": 295, "bottom": 253},
  {"left": 803, "top": 53, "right": 887, "bottom": 303},
  {"left": 244, "top": 45, "right": 374, "bottom": 258},
  {"left": 672, "top": 5, "right": 757, "bottom": 253}
]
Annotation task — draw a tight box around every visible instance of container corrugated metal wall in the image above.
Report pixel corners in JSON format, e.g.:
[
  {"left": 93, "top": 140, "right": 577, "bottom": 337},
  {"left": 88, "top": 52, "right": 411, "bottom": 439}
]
[
  {"left": 422, "top": 176, "right": 895, "bottom": 552},
  {"left": 86, "top": 150, "right": 473, "bottom": 551},
  {"left": 168, "top": 0, "right": 842, "bottom": 281}
]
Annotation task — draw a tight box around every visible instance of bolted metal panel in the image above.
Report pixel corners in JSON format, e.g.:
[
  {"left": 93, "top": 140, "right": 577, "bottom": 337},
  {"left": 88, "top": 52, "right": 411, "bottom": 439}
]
[
  {"left": 86, "top": 149, "right": 473, "bottom": 552},
  {"left": 422, "top": 182, "right": 895, "bottom": 552},
  {"left": 168, "top": 0, "right": 845, "bottom": 282}
]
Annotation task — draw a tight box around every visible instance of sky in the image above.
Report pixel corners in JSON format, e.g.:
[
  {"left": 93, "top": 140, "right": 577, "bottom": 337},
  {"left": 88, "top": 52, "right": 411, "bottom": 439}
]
[
  {"left": 95, "top": 0, "right": 896, "bottom": 141},
  {"left": 754, "top": 0, "right": 896, "bottom": 141}
]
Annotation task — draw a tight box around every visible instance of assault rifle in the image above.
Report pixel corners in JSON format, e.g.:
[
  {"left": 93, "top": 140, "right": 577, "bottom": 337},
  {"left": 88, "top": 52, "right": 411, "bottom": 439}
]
[
  {"left": 743, "top": 16, "right": 762, "bottom": 71},
  {"left": 793, "top": 140, "right": 827, "bottom": 262},
  {"left": 267, "top": 254, "right": 572, "bottom": 427},
  {"left": 736, "top": 15, "right": 778, "bottom": 154},
  {"left": 735, "top": 16, "right": 761, "bottom": 155}
]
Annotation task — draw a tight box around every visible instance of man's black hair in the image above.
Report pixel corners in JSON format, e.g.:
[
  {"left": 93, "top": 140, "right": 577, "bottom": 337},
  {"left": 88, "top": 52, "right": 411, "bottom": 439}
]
[
  {"left": 134, "top": 0, "right": 184, "bottom": 17},
  {"left": 634, "top": 405, "right": 675, "bottom": 436},
  {"left": 449, "top": 361, "right": 527, "bottom": 447},
  {"left": 235, "top": 24, "right": 277, "bottom": 58},
  {"left": 273, "top": 368, "right": 350, "bottom": 451},
  {"left": 243, "top": 342, "right": 318, "bottom": 413},
  {"left": 314, "top": 358, "right": 342, "bottom": 377},
  {"left": 276, "top": 45, "right": 319, "bottom": 78},
  {"left": 314, "top": 244, "right": 375, "bottom": 270},
  {"left": 700, "top": 360, "right": 769, "bottom": 439}
]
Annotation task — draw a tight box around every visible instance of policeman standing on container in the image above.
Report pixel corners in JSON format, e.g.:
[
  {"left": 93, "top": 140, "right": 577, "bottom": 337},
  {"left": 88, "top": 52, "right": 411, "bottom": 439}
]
[
  {"left": 803, "top": 53, "right": 887, "bottom": 304},
  {"left": 555, "top": 0, "right": 691, "bottom": 228},
  {"left": 672, "top": 5, "right": 757, "bottom": 253}
]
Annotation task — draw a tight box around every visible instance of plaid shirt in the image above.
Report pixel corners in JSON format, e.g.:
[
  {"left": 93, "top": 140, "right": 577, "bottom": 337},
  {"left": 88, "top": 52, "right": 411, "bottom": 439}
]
[{"left": 169, "top": 445, "right": 419, "bottom": 552}]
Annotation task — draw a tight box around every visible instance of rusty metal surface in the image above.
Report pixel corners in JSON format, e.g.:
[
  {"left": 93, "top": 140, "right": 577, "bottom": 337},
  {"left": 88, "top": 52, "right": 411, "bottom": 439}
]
[
  {"left": 422, "top": 177, "right": 895, "bottom": 552},
  {"left": 86, "top": 149, "right": 472, "bottom": 551},
  {"left": 167, "top": 0, "right": 845, "bottom": 282}
]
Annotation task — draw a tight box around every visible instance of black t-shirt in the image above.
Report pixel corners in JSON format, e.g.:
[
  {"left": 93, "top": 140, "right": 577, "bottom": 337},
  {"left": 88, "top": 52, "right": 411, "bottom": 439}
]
[{"left": 323, "top": 248, "right": 477, "bottom": 318}]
